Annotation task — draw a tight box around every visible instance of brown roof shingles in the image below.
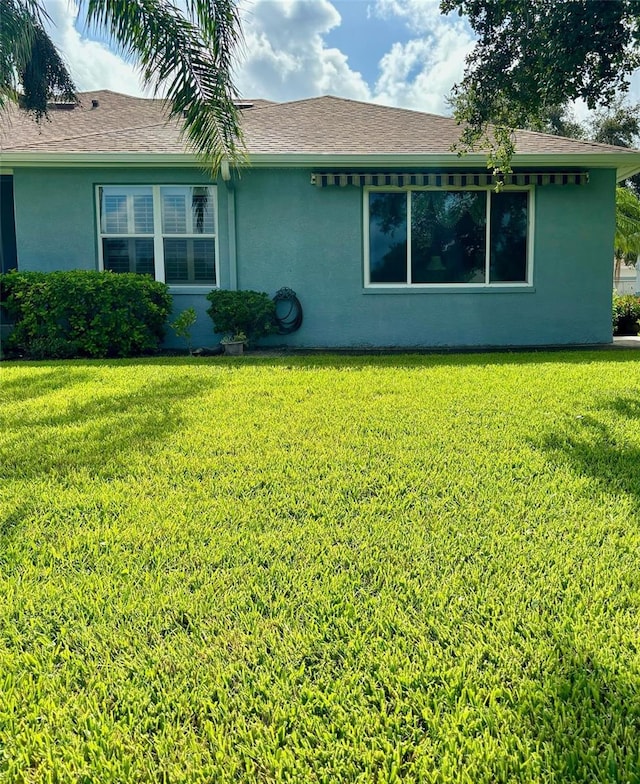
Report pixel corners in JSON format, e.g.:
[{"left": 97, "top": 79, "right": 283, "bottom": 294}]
[{"left": 1, "top": 89, "right": 637, "bottom": 158}]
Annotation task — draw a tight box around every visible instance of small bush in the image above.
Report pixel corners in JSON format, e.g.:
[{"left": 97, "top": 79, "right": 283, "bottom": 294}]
[
  {"left": 170, "top": 307, "right": 197, "bottom": 354},
  {"left": 0, "top": 270, "right": 172, "bottom": 358},
  {"left": 612, "top": 292, "right": 640, "bottom": 336},
  {"left": 206, "top": 289, "right": 276, "bottom": 344}
]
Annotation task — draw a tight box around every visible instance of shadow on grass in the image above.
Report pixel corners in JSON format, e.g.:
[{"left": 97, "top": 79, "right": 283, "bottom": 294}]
[
  {"left": 1, "top": 366, "right": 95, "bottom": 402},
  {"left": 0, "top": 373, "right": 214, "bottom": 482},
  {"left": 535, "top": 394, "right": 640, "bottom": 506}
]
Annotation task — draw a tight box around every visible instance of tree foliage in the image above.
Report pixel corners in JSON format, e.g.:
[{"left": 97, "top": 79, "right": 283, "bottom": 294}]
[
  {"left": 530, "top": 105, "right": 585, "bottom": 141},
  {"left": 615, "top": 186, "right": 640, "bottom": 261},
  {"left": 0, "top": 0, "right": 244, "bottom": 171},
  {"left": 590, "top": 98, "right": 640, "bottom": 149},
  {"left": 528, "top": 99, "right": 640, "bottom": 280},
  {"left": 444, "top": 0, "right": 640, "bottom": 170}
]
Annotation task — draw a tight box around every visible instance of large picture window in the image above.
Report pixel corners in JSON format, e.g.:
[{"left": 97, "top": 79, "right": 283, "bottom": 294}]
[
  {"left": 97, "top": 185, "right": 218, "bottom": 285},
  {"left": 366, "top": 188, "right": 531, "bottom": 287}
]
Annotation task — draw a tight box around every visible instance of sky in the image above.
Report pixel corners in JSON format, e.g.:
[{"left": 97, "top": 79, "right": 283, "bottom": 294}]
[
  {"left": 42, "top": 0, "right": 477, "bottom": 116},
  {"left": 42, "top": 0, "right": 640, "bottom": 119}
]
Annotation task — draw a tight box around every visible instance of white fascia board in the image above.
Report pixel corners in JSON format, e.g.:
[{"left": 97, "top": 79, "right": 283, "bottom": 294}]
[
  {"left": 0, "top": 152, "right": 201, "bottom": 167},
  {"left": 246, "top": 153, "right": 484, "bottom": 167},
  {"left": 616, "top": 162, "right": 640, "bottom": 181},
  {"left": 245, "top": 152, "right": 640, "bottom": 177},
  {"left": 509, "top": 153, "right": 640, "bottom": 181},
  {"left": 3, "top": 150, "right": 640, "bottom": 179}
]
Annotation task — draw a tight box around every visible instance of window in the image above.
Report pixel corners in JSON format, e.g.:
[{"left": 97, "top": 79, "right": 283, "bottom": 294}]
[
  {"left": 97, "top": 185, "right": 218, "bottom": 285},
  {"left": 366, "top": 188, "right": 531, "bottom": 287}
]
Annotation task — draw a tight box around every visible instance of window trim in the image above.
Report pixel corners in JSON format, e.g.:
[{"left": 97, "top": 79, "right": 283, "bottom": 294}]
[
  {"left": 95, "top": 184, "right": 220, "bottom": 289},
  {"left": 363, "top": 185, "right": 535, "bottom": 289}
]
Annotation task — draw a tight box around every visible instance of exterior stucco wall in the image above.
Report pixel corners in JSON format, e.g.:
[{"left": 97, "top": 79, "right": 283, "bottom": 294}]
[
  {"left": 234, "top": 167, "right": 616, "bottom": 347},
  {"left": 11, "top": 164, "right": 616, "bottom": 349}
]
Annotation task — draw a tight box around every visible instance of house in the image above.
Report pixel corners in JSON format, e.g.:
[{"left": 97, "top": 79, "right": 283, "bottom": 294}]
[
  {"left": 2, "top": 90, "right": 640, "bottom": 349},
  {"left": 614, "top": 262, "right": 639, "bottom": 296}
]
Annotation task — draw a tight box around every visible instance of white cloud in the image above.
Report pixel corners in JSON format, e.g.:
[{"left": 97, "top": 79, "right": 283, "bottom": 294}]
[
  {"left": 44, "top": 0, "right": 476, "bottom": 119},
  {"left": 44, "top": 0, "right": 146, "bottom": 96},
  {"left": 45, "top": 0, "right": 372, "bottom": 104},
  {"left": 370, "top": 0, "right": 475, "bottom": 115},
  {"left": 235, "top": 0, "right": 370, "bottom": 101},
  {"left": 235, "top": 0, "right": 475, "bottom": 113},
  {"left": 374, "top": 0, "right": 446, "bottom": 32}
]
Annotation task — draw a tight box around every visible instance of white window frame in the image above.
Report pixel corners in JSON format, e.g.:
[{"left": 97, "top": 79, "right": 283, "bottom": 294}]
[
  {"left": 363, "top": 185, "right": 535, "bottom": 289},
  {"left": 96, "top": 184, "right": 220, "bottom": 289}
]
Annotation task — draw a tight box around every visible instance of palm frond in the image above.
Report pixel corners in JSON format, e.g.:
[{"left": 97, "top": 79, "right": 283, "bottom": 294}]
[
  {"left": 0, "top": 0, "right": 76, "bottom": 119},
  {"left": 20, "top": 24, "right": 77, "bottom": 115},
  {"left": 616, "top": 186, "right": 640, "bottom": 257},
  {"left": 78, "top": 0, "right": 244, "bottom": 173},
  {"left": 0, "top": 0, "right": 37, "bottom": 110}
]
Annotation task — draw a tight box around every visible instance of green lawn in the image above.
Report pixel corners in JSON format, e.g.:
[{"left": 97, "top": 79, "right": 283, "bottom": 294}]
[{"left": 2, "top": 352, "right": 640, "bottom": 783}]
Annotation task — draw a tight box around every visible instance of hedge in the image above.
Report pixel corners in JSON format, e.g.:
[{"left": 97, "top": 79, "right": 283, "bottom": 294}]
[
  {"left": 613, "top": 293, "right": 640, "bottom": 336},
  {"left": 0, "top": 270, "right": 172, "bottom": 358}
]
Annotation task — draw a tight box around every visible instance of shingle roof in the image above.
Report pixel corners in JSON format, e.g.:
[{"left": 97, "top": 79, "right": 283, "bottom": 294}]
[
  {"left": 242, "top": 95, "right": 638, "bottom": 157},
  {"left": 0, "top": 91, "right": 270, "bottom": 154},
  {"left": 1, "top": 89, "right": 638, "bottom": 159}
]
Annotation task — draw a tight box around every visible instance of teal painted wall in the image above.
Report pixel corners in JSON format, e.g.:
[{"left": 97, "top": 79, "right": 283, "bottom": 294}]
[
  {"left": 11, "top": 165, "right": 616, "bottom": 348},
  {"left": 234, "top": 167, "right": 616, "bottom": 347}
]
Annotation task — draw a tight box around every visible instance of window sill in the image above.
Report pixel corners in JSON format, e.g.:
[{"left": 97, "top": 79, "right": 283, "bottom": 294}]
[
  {"left": 362, "top": 285, "right": 535, "bottom": 295},
  {"left": 169, "top": 285, "right": 218, "bottom": 295}
]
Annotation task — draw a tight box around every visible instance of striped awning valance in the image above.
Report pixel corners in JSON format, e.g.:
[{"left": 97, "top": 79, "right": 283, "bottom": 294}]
[{"left": 310, "top": 172, "right": 589, "bottom": 188}]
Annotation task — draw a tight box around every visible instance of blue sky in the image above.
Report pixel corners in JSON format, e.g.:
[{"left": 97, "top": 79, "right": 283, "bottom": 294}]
[
  {"left": 43, "top": 0, "right": 478, "bottom": 115},
  {"left": 324, "top": 1, "right": 413, "bottom": 85}
]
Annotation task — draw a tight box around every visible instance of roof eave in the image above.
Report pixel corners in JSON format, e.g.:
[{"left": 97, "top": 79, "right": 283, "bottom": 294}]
[
  {"left": 511, "top": 153, "right": 640, "bottom": 182},
  {"left": 615, "top": 162, "right": 640, "bottom": 181},
  {"left": 246, "top": 152, "right": 640, "bottom": 179},
  {"left": 2, "top": 150, "right": 640, "bottom": 181},
  {"left": 0, "top": 152, "right": 201, "bottom": 167}
]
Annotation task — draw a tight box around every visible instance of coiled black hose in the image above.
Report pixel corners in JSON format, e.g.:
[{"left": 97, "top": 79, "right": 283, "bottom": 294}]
[{"left": 273, "top": 287, "right": 303, "bottom": 335}]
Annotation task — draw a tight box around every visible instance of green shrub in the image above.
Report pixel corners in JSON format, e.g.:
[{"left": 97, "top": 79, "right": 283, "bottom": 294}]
[
  {"left": 170, "top": 306, "right": 197, "bottom": 354},
  {"left": 0, "top": 270, "right": 172, "bottom": 358},
  {"left": 206, "top": 289, "right": 276, "bottom": 344},
  {"left": 612, "top": 292, "right": 640, "bottom": 336}
]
